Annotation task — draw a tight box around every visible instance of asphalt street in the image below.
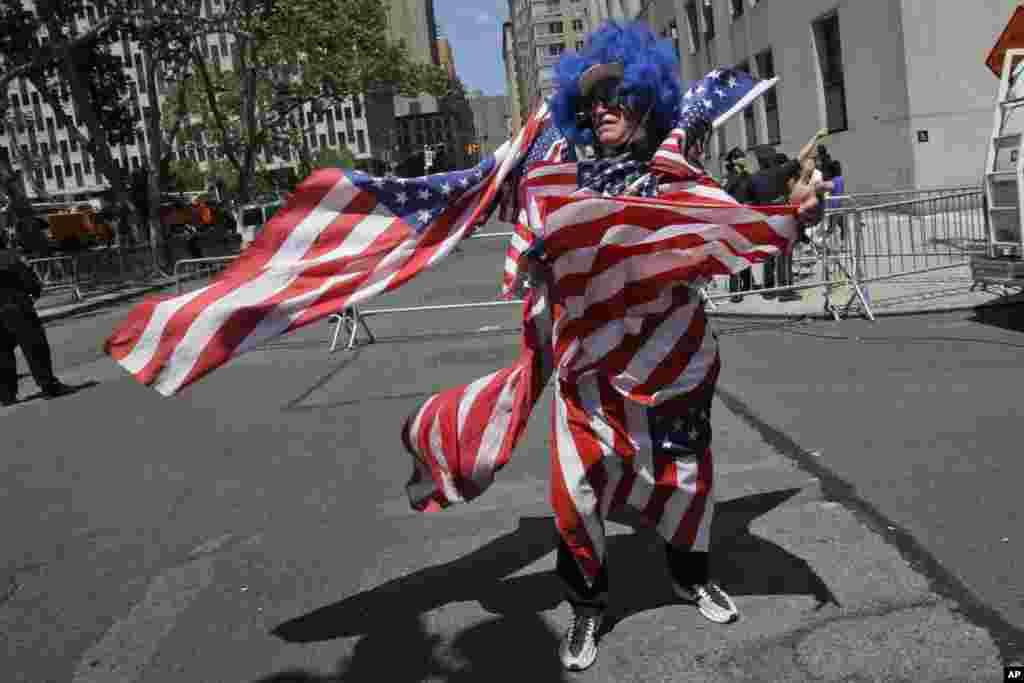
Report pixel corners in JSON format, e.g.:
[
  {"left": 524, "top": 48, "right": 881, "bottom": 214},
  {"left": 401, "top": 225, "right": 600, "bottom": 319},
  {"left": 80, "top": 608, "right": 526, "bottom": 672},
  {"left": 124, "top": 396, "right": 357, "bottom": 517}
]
[{"left": 0, "top": 229, "right": 1021, "bottom": 680}]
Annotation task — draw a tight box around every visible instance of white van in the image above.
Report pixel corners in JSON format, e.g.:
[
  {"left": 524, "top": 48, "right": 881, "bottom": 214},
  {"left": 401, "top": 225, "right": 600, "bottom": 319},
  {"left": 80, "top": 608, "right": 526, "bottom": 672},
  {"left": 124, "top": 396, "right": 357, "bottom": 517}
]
[{"left": 235, "top": 201, "right": 283, "bottom": 246}]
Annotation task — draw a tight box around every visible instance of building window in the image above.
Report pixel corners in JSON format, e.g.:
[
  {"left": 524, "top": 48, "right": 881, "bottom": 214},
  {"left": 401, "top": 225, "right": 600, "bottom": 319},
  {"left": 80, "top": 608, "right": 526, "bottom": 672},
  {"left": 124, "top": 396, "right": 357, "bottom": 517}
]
[
  {"left": 730, "top": 0, "right": 744, "bottom": 19},
  {"left": 756, "top": 49, "right": 781, "bottom": 144},
  {"left": 328, "top": 129, "right": 337, "bottom": 146},
  {"left": 319, "top": 133, "right": 327, "bottom": 148},
  {"left": 409, "top": 101, "right": 421, "bottom": 115},
  {"left": 74, "top": 163, "right": 83, "bottom": 186},
  {"left": 573, "top": 19, "right": 583, "bottom": 31},
  {"left": 813, "top": 13, "right": 848, "bottom": 132},
  {"left": 10, "top": 94, "right": 19, "bottom": 107},
  {"left": 353, "top": 96, "right": 362, "bottom": 118},
  {"left": 549, "top": 21, "right": 563, "bottom": 34},
  {"left": 702, "top": 0, "right": 715, "bottom": 42},
  {"left": 736, "top": 61, "right": 758, "bottom": 147},
  {"left": 356, "top": 130, "right": 366, "bottom": 154}
]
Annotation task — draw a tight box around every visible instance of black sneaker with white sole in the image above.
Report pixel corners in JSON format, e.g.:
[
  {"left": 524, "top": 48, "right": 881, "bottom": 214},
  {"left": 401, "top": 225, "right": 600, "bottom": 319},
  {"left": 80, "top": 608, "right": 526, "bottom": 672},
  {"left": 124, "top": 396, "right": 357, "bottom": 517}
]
[
  {"left": 558, "top": 610, "right": 603, "bottom": 671},
  {"left": 672, "top": 580, "right": 739, "bottom": 624}
]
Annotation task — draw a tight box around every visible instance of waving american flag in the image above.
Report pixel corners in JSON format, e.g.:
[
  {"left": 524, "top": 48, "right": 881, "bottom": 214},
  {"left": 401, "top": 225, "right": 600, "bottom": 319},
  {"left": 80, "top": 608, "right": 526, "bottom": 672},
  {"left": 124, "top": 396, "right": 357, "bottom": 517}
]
[{"left": 105, "top": 107, "right": 553, "bottom": 396}]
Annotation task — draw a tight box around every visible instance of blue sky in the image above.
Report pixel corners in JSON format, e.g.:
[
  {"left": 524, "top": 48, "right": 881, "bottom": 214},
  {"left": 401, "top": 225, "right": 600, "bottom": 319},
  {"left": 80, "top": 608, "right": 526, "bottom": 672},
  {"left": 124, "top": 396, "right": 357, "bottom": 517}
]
[{"left": 434, "top": 1, "right": 510, "bottom": 96}]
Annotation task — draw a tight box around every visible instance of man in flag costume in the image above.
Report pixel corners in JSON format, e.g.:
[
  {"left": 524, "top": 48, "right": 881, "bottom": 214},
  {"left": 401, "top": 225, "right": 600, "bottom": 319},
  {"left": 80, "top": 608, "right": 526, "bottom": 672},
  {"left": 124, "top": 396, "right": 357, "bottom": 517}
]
[{"left": 105, "top": 20, "right": 817, "bottom": 674}]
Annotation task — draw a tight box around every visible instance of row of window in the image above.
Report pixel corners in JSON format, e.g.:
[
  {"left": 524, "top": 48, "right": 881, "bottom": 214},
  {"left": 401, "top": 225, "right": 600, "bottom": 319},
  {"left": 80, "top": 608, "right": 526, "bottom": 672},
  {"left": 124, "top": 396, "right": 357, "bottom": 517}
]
[
  {"left": 678, "top": 4, "right": 848, "bottom": 136},
  {"left": 535, "top": 18, "right": 585, "bottom": 37}
]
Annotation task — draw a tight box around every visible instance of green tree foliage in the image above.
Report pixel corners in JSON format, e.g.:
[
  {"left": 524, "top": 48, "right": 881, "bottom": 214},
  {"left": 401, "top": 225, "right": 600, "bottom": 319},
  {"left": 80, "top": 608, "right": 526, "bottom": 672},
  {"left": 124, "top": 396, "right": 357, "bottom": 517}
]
[
  {"left": 164, "top": 159, "right": 207, "bottom": 192},
  {"left": 181, "top": 0, "right": 450, "bottom": 203}
]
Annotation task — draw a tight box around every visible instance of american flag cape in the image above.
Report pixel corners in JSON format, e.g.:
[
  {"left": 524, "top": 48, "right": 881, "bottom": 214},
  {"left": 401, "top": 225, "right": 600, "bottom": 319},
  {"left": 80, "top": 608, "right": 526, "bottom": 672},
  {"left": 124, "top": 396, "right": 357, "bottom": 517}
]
[
  {"left": 405, "top": 159, "right": 799, "bottom": 582},
  {"left": 104, "top": 106, "right": 554, "bottom": 396}
]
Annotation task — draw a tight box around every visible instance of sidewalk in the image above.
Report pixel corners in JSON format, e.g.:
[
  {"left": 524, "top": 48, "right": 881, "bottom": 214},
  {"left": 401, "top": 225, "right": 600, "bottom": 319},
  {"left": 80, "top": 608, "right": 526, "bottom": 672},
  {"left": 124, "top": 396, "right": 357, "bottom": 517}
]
[{"left": 705, "top": 263, "right": 1024, "bottom": 319}]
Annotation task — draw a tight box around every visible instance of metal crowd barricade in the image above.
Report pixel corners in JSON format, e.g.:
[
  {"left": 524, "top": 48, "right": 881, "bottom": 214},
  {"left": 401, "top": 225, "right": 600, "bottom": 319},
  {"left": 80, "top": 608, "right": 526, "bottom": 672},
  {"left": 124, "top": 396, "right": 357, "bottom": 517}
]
[
  {"left": 327, "top": 231, "right": 515, "bottom": 351},
  {"left": 706, "top": 187, "right": 987, "bottom": 320},
  {"left": 174, "top": 255, "right": 238, "bottom": 294},
  {"left": 28, "top": 255, "right": 82, "bottom": 301},
  {"left": 329, "top": 188, "right": 988, "bottom": 348}
]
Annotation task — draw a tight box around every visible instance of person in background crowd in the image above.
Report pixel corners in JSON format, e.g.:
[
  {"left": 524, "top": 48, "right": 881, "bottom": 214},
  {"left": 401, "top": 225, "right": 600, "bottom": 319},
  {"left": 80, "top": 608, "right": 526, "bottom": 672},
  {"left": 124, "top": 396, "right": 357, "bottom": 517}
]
[
  {"left": 0, "top": 231, "right": 75, "bottom": 407},
  {"left": 725, "top": 157, "right": 804, "bottom": 301},
  {"left": 817, "top": 157, "right": 846, "bottom": 247},
  {"left": 765, "top": 131, "right": 830, "bottom": 301}
]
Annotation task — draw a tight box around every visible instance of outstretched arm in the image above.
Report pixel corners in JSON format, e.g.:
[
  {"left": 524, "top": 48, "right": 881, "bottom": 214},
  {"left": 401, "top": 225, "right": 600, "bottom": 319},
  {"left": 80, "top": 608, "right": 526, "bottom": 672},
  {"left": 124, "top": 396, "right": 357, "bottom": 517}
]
[{"left": 797, "top": 128, "right": 830, "bottom": 183}]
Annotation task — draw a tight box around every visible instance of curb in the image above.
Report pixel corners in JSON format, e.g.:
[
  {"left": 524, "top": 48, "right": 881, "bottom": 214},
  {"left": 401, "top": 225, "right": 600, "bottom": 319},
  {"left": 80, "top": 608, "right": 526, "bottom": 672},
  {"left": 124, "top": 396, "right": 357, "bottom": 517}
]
[
  {"left": 38, "top": 280, "right": 176, "bottom": 323},
  {"left": 709, "top": 291, "right": 1024, "bottom": 320},
  {"left": 34, "top": 279, "right": 1024, "bottom": 326}
]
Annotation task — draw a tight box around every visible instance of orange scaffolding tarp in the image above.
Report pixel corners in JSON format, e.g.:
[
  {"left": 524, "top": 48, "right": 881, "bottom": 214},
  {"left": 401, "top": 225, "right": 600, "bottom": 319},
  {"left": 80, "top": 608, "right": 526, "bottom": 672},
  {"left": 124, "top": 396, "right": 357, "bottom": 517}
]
[{"left": 987, "top": 5, "right": 1024, "bottom": 77}]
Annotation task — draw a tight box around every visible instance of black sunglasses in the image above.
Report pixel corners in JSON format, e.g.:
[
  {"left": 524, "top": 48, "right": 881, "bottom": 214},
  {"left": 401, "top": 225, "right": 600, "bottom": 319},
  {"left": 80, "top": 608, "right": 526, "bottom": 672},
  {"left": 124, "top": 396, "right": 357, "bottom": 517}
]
[{"left": 581, "top": 78, "right": 626, "bottom": 111}]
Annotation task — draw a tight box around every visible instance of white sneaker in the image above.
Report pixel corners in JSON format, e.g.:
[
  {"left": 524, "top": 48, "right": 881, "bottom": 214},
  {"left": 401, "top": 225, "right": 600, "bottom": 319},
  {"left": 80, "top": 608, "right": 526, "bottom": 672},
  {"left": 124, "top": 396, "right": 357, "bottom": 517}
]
[
  {"left": 673, "top": 580, "right": 739, "bottom": 624},
  {"left": 558, "top": 610, "right": 603, "bottom": 671}
]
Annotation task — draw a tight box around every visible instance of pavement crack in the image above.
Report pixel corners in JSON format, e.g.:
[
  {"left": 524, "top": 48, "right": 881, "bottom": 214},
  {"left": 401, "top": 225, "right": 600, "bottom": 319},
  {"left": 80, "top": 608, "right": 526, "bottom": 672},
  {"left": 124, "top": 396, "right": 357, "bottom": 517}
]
[
  {"left": 0, "top": 576, "right": 19, "bottom": 607},
  {"left": 715, "top": 384, "right": 1024, "bottom": 664}
]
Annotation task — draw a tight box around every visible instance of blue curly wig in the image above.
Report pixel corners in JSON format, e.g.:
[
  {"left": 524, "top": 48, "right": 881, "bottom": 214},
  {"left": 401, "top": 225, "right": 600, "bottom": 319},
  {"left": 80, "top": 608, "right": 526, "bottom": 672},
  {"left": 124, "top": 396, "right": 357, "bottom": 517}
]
[{"left": 550, "top": 21, "right": 682, "bottom": 148}]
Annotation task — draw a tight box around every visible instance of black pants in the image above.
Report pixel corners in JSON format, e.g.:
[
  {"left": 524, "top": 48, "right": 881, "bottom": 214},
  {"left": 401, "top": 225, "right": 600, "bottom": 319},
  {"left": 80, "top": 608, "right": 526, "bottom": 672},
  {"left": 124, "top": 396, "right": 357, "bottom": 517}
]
[
  {"left": 0, "top": 301, "right": 58, "bottom": 400},
  {"left": 729, "top": 268, "right": 754, "bottom": 294},
  {"left": 556, "top": 537, "right": 709, "bottom": 614}
]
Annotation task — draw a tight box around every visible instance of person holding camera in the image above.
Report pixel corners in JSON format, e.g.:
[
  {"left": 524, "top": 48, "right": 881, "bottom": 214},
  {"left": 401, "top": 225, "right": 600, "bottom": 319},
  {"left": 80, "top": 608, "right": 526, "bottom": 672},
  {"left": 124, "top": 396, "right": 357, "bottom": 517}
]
[{"left": 0, "top": 232, "right": 75, "bottom": 406}]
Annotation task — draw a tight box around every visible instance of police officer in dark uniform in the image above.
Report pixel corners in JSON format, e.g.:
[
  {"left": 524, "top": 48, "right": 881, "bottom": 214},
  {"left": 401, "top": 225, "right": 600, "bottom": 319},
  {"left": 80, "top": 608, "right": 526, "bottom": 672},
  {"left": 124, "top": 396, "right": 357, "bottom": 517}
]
[{"left": 0, "top": 232, "right": 74, "bottom": 406}]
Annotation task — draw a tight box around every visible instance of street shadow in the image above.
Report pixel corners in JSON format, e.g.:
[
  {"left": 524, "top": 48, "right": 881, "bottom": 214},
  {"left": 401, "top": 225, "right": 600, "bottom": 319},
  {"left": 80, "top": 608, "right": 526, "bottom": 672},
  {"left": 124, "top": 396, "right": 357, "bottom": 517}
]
[
  {"left": 281, "top": 348, "right": 364, "bottom": 411},
  {"left": 13, "top": 379, "right": 100, "bottom": 405},
  {"left": 271, "top": 516, "right": 561, "bottom": 644},
  {"left": 586, "top": 488, "right": 840, "bottom": 635},
  {"left": 257, "top": 614, "right": 567, "bottom": 682},
  {"left": 265, "top": 489, "right": 836, "bottom": 680},
  {"left": 969, "top": 302, "right": 1024, "bottom": 334}
]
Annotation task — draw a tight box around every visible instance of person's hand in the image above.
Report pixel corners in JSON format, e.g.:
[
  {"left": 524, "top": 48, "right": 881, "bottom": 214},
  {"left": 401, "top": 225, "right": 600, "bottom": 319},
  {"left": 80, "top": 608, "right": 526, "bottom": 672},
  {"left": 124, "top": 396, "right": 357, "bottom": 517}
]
[
  {"left": 812, "top": 179, "right": 835, "bottom": 194},
  {"left": 796, "top": 193, "right": 824, "bottom": 232}
]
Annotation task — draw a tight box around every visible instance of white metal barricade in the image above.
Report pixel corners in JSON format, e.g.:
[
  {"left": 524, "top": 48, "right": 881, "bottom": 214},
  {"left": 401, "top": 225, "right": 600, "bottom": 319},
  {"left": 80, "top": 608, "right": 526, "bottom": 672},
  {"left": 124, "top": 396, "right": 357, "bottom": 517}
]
[
  {"left": 326, "top": 231, "right": 516, "bottom": 351},
  {"left": 174, "top": 255, "right": 238, "bottom": 294},
  {"left": 28, "top": 255, "right": 81, "bottom": 301},
  {"left": 328, "top": 190, "right": 987, "bottom": 349}
]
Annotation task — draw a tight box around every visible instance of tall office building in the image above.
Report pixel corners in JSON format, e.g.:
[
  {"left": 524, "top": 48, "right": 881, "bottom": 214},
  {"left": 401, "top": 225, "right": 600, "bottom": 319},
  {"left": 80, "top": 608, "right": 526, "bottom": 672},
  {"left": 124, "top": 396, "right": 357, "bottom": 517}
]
[
  {"left": 634, "top": 0, "right": 1012, "bottom": 191},
  {"left": 467, "top": 94, "right": 511, "bottom": 158},
  {"left": 506, "top": 0, "right": 593, "bottom": 124},
  {"left": 502, "top": 22, "right": 525, "bottom": 135},
  {"left": 388, "top": 0, "right": 475, "bottom": 172},
  {"left": 437, "top": 38, "right": 457, "bottom": 81}
]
